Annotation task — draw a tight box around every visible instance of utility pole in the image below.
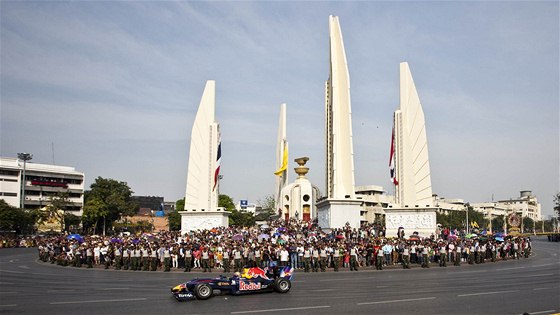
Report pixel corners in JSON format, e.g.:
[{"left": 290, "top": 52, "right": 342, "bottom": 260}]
[{"left": 17, "top": 153, "right": 33, "bottom": 209}]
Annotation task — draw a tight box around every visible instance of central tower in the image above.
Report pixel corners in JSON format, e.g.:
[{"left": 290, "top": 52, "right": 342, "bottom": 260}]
[{"left": 317, "top": 15, "right": 362, "bottom": 229}]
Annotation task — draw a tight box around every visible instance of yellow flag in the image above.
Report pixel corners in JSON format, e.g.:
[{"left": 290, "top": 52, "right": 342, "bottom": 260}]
[{"left": 274, "top": 145, "right": 288, "bottom": 176}]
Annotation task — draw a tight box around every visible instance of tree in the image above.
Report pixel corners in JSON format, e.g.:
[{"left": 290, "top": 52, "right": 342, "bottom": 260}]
[
  {"left": 522, "top": 217, "right": 535, "bottom": 233},
  {"left": 0, "top": 200, "right": 36, "bottom": 235},
  {"left": 554, "top": 192, "right": 560, "bottom": 219},
  {"left": 82, "top": 177, "right": 138, "bottom": 235},
  {"left": 229, "top": 210, "right": 255, "bottom": 227},
  {"left": 219, "top": 194, "right": 236, "bottom": 211},
  {"left": 257, "top": 194, "right": 275, "bottom": 211},
  {"left": 176, "top": 198, "right": 185, "bottom": 211},
  {"left": 491, "top": 215, "right": 505, "bottom": 232},
  {"left": 64, "top": 213, "right": 81, "bottom": 232}
]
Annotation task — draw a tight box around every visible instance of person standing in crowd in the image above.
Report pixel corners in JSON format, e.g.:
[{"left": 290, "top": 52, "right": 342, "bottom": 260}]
[
  {"left": 438, "top": 243, "right": 447, "bottom": 267},
  {"left": 319, "top": 245, "right": 327, "bottom": 272},
  {"left": 311, "top": 245, "right": 319, "bottom": 272},
  {"left": 303, "top": 246, "right": 311, "bottom": 272},
  {"left": 454, "top": 242, "right": 461, "bottom": 266},
  {"left": 376, "top": 244, "right": 384, "bottom": 270},
  {"left": 233, "top": 247, "right": 242, "bottom": 272},
  {"left": 222, "top": 247, "right": 230, "bottom": 273},
  {"left": 402, "top": 243, "right": 410, "bottom": 269},
  {"left": 421, "top": 243, "right": 429, "bottom": 268},
  {"left": 122, "top": 246, "right": 130, "bottom": 270},
  {"left": 333, "top": 245, "right": 340, "bottom": 272},
  {"left": 280, "top": 246, "right": 289, "bottom": 267},
  {"left": 163, "top": 245, "right": 171, "bottom": 272},
  {"left": 184, "top": 245, "right": 192, "bottom": 272},
  {"left": 349, "top": 244, "right": 359, "bottom": 271},
  {"left": 254, "top": 246, "right": 262, "bottom": 268},
  {"left": 114, "top": 245, "right": 122, "bottom": 270},
  {"left": 382, "top": 242, "right": 392, "bottom": 266},
  {"left": 150, "top": 245, "right": 158, "bottom": 271},
  {"left": 202, "top": 247, "right": 211, "bottom": 272},
  {"left": 86, "top": 245, "right": 93, "bottom": 268},
  {"left": 141, "top": 245, "right": 149, "bottom": 271}
]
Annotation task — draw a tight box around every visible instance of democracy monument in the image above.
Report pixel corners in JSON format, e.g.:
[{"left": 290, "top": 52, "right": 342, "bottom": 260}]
[{"left": 180, "top": 15, "right": 437, "bottom": 235}]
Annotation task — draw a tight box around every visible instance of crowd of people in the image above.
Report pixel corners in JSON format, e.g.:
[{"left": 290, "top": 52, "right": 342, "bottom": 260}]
[{"left": 32, "top": 219, "right": 533, "bottom": 273}]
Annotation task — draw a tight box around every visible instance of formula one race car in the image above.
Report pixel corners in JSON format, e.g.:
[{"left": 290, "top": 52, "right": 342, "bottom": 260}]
[{"left": 171, "top": 266, "right": 294, "bottom": 301}]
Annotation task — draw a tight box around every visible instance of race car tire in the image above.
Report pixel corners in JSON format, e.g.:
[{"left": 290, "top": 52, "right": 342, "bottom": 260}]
[
  {"left": 194, "top": 283, "right": 213, "bottom": 300},
  {"left": 274, "top": 278, "right": 291, "bottom": 293}
]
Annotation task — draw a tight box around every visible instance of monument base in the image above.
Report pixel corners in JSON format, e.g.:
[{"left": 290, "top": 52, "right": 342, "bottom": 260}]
[
  {"left": 384, "top": 207, "right": 437, "bottom": 238},
  {"left": 180, "top": 209, "right": 230, "bottom": 234},
  {"left": 317, "top": 198, "right": 362, "bottom": 229}
]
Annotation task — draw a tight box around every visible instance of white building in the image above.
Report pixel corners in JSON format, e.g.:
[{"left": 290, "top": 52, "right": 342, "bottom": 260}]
[
  {"left": 497, "top": 191, "right": 542, "bottom": 221},
  {"left": 355, "top": 185, "right": 391, "bottom": 224},
  {"left": 0, "top": 156, "right": 84, "bottom": 215}
]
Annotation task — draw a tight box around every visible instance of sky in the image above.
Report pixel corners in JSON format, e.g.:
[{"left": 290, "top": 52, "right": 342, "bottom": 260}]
[{"left": 1, "top": 1, "right": 558, "bottom": 216}]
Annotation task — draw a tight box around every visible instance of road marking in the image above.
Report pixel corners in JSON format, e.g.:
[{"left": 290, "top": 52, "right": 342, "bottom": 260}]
[
  {"left": 0, "top": 269, "right": 24, "bottom": 274},
  {"left": 319, "top": 278, "right": 355, "bottom": 282},
  {"left": 533, "top": 287, "right": 551, "bottom": 291},
  {"left": 47, "top": 289, "right": 76, "bottom": 293},
  {"left": 0, "top": 292, "right": 17, "bottom": 294},
  {"left": 0, "top": 304, "right": 17, "bottom": 307},
  {"left": 357, "top": 297, "right": 436, "bottom": 305},
  {"left": 231, "top": 305, "right": 331, "bottom": 314},
  {"left": 458, "top": 290, "right": 519, "bottom": 297},
  {"left": 312, "top": 289, "right": 336, "bottom": 292},
  {"left": 497, "top": 267, "right": 525, "bottom": 271},
  {"left": 50, "top": 298, "right": 147, "bottom": 305},
  {"left": 517, "top": 310, "right": 557, "bottom": 315},
  {"left": 96, "top": 288, "right": 130, "bottom": 291},
  {"left": 519, "top": 273, "right": 554, "bottom": 277}
]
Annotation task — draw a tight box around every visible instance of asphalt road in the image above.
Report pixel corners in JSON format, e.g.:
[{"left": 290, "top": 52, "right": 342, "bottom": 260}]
[{"left": 1, "top": 237, "right": 558, "bottom": 315}]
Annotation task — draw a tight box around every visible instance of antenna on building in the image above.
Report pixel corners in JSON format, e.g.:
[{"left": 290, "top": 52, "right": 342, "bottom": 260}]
[{"left": 51, "top": 142, "right": 55, "bottom": 165}]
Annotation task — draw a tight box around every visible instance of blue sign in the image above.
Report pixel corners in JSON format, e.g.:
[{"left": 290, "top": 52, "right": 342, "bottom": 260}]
[{"left": 240, "top": 200, "right": 248, "bottom": 209}]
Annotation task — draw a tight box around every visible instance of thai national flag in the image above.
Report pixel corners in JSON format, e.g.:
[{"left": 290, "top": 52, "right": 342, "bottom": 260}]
[
  {"left": 213, "top": 137, "right": 221, "bottom": 191},
  {"left": 389, "top": 127, "right": 398, "bottom": 185}
]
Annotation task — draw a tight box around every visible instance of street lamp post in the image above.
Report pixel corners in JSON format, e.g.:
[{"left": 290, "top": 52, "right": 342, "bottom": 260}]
[{"left": 17, "top": 153, "right": 33, "bottom": 209}]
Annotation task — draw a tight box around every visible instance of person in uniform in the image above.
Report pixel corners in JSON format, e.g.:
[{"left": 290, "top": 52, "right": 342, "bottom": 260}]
[
  {"left": 86, "top": 246, "right": 93, "bottom": 268},
  {"left": 454, "top": 243, "right": 461, "bottom": 266},
  {"left": 233, "top": 247, "right": 242, "bottom": 272},
  {"left": 222, "top": 247, "right": 230, "bottom": 273},
  {"left": 303, "top": 246, "right": 311, "bottom": 272},
  {"left": 142, "top": 246, "right": 149, "bottom": 271},
  {"left": 114, "top": 245, "right": 122, "bottom": 270},
  {"left": 163, "top": 246, "right": 171, "bottom": 272},
  {"left": 376, "top": 245, "right": 384, "bottom": 270},
  {"left": 333, "top": 245, "right": 340, "bottom": 272},
  {"left": 319, "top": 246, "right": 327, "bottom": 272},
  {"left": 349, "top": 245, "right": 359, "bottom": 271},
  {"left": 184, "top": 245, "right": 192, "bottom": 272},
  {"left": 438, "top": 243, "right": 447, "bottom": 267},
  {"left": 311, "top": 246, "right": 319, "bottom": 272},
  {"left": 254, "top": 247, "right": 262, "bottom": 268},
  {"left": 202, "top": 247, "right": 211, "bottom": 272},
  {"left": 402, "top": 243, "right": 410, "bottom": 269},
  {"left": 122, "top": 246, "right": 130, "bottom": 270},
  {"left": 421, "top": 243, "right": 429, "bottom": 268},
  {"left": 150, "top": 246, "right": 158, "bottom": 271}
]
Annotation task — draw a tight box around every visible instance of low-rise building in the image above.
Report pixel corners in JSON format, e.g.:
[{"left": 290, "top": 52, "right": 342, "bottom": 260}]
[{"left": 0, "top": 157, "right": 84, "bottom": 215}]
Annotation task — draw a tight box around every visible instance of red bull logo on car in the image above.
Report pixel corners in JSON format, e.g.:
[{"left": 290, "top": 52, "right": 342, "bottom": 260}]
[
  {"left": 239, "top": 281, "right": 262, "bottom": 291},
  {"left": 242, "top": 267, "right": 270, "bottom": 280}
]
